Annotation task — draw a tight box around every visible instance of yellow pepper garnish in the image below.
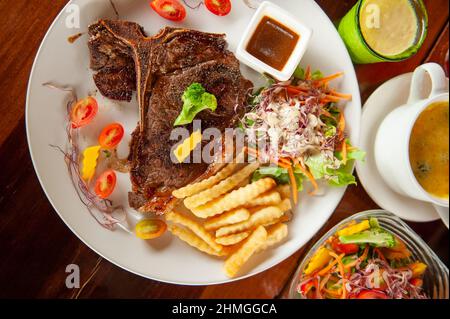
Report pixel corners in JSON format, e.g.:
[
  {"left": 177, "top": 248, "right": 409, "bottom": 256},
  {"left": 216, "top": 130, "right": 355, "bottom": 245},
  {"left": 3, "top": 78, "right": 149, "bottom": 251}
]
[
  {"left": 81, "top": 145, "right": 101, "bottom": 181},
  {"left": 174, "top": 130, "right": 202, "bottom": 163},
  {"left": 304, "top": 247, "right": 332, "bottom": 275},
  {"left": 409, "top": 262, "right": 427, "bottom": 278},
  {"left": 336, "top": 219, "right": 370, "bottom": 237}
]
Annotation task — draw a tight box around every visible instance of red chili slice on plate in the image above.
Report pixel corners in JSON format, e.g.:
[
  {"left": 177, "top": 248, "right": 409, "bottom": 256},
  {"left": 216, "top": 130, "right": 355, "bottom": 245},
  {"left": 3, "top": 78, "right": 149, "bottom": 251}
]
[
  {"left": 150, "top": 0, "right": 186, "bottom": 21},
  {"left": 70, "top": 97, "right": 98, "bottom": 128},
  {"left": 98, "top": 123, "right": 124, "bottom": 149},
  {"left": 205, "top": 0, "right": 232, "bottom": 16},
  {"left": 94, "top": 170, "right": 117, "bottom": 199}
]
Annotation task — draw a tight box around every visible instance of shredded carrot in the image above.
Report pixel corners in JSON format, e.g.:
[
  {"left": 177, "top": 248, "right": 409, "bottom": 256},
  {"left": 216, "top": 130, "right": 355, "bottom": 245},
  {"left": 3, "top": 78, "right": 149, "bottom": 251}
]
[
  {"left": 374, "top": 248, "right": 387, "bottom": 263},
  {"left": 287, "top": 166, "right": 298, "bottom": 204},
  {"left": 360, "top": 245, "right": 369, "bottom": 261},
  {"left": 323, "top": 95, "right": 342, "bottom": 103},
  {"left": 329, "top": 251, "right": 347, "bottom": 299},
  {"left": 305, "top": 66, "right": 311, "bottom": 80},
  {"left": 279, "top": 157, "right": 292, "bottom": 165},
  {"left": 317, "top": 253, "right": 345, "bottom": 276},
  {"left": 297, "top": 164, "right": 318, "bottom": 194},
  {"left": 338, "top": 113, "right": 346, "bottom": 139},
  {"left": 319, "top": 273, "right": 331, "bottom": 291},
  {"left": 341, "top": 140, "right": 348, "bottom": 165},
  {"left": 287, "top": 86, "right": 308, "bottom": 93},
  {"left": 344, "top": 245, "right": 370, "bottom": 269},
  {"left": 344, "top": 262, "right": 356, "bottom": 270},
  {"left": 330, "top": 90, "right": 352, "bottom": 100},
  {"left": 320, "top": 109, "right": 333, "bottom": 118},
  {"left": 286, "top": 87, "right": 302, "bottom": 96},
  {"left": 245, "top": 147, "right": 291, "bottom": 169},
  {"left": 277, "top": 161, "right": 291, "bottom": 169},
  {"left": 315, "top": 72, "right": 344, "bottom": 84}
]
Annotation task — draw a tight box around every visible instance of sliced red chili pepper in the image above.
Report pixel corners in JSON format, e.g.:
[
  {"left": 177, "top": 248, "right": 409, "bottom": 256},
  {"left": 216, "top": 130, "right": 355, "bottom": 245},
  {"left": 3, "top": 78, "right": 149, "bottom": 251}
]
[
  {"left": 150, "top": 0, "right": 186, "bottom": 21},
  {"left": 205, "top": 0, "right": 232, "bottom": 16},
  {"left": 98, "top": 123, "right": 124, "bottom": 149},
  {"left": 94, "top": 170, "right": 117, "bottom": 199},
  {"left": 71, "top": 97, "right": 98, "bottom": 128},
  {"left": 331, "top": 237, "right": 359, "bottom": 255}
]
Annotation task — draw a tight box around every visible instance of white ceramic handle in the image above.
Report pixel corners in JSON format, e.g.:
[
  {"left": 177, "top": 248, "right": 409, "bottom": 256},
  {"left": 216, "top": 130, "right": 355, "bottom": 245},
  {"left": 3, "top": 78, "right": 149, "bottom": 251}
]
[{"left": 407, "top": 63, "right": 447, "bottom": 104}]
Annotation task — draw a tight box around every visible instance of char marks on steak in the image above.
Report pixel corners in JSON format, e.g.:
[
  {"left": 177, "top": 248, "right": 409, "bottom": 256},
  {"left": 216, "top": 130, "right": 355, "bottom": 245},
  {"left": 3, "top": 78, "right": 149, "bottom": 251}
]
[{"left": 88, "top": 19, "right": 252, "bottom": 213}]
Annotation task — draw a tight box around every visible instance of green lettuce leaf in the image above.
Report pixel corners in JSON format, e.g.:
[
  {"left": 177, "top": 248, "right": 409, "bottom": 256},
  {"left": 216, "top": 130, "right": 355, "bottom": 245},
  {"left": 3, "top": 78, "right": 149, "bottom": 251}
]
[
  {"left": 252, "top": 166, "right": 290, "bottom": 185},
  {"left": 252, "top": 166, "right": 304, "bottom": 191},
  {"left": 293, "top": 66, "right": 306, "bottom": 80},
  {"left": 335, "top": 140, "right": 367, "bottom": 162},
  {"left": 293, "top": 66, "right": 324, "bottom": 81},
  {"left": 311, "top": 70, "right": 324, "bottom": 80},
  {"left": 327, "top": 167, "right": 357, "bottom": 187},
  {"left": 305, "top": 153, "right": 357, "bottom": 187},
  {"left": 174, "top": 83, "right": 217, "bottom": 126},
  {"left": 305, "top": 154, "right": 331, "bottom": 180}
]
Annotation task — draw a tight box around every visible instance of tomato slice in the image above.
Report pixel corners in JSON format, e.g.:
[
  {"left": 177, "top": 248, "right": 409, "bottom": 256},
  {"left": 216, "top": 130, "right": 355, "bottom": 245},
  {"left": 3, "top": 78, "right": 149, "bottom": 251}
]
[
  {"left": 71, "top": 97, "right": 98, "bottom": 128},
  {"left": 354, "top": 290, "right": 388, "bottom": 299},
  {"left": 150, "top": 0, "right": 186, "bottom": 21},
  {"left": 94, "top": 170, "right": 117, "bottom": 199},
  {"left": 205, "top": 0, "right": 232, "bottom": 16},
  {"left": 135, "top": 219, "right": 167, "bottom": 239},
  {"left": 98, "top": 123, "right": 124, "bottom": 149}
]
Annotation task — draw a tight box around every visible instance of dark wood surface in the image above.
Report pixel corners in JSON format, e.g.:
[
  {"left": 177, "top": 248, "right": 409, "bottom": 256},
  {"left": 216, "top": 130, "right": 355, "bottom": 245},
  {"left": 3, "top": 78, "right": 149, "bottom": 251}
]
[{"left": 0, "top": 0, "right": 448, "bottom": 299}]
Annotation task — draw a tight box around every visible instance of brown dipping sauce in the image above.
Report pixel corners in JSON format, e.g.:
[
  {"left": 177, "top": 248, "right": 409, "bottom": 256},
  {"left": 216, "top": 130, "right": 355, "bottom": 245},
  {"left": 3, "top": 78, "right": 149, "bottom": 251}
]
[{"left": 246, "top": 16, "right": 300, "bottom": 71}]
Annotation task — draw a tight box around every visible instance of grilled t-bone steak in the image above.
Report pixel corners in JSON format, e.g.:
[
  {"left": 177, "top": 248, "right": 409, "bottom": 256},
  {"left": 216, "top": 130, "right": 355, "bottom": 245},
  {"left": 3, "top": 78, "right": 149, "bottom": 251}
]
[{"left": 88, "top": 19, "right": 252, "bottom": 213}]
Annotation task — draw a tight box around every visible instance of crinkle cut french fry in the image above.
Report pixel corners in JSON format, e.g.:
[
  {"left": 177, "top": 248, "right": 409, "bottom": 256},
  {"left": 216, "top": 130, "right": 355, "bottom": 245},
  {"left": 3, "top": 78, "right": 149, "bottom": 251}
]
[
  {"left": 278, "top": 198, "right": 292, "bottom": 213},
  {"left": 224, "top": 226, "right": 267, "bottom": 278},
  {"left": 168, "top": 225, "right": 225, "bottom": 257},
  {"left": 184, "top": 163, "right": 259, "bottom": 209},
  {"left": 166, "top": 211, "right": 223, "bottom": 252},
  {"left": 172, "top": 162, "right": 239, "bottom": 199},
  {"left": 276, "top": 184, "right": 291, "bottom": 199},
  {"left": 257, "top": 223, "right": 288, "bottom": 253},
  {"left": 245, "top": 191, "right": 281, "bottom": 207},
  {"left": 204, "top": 208, "right": 250, "bottom": 231},
  {"left": 191, "top": 178, "right": 276, "bottom": 218},
  {"left": 215, "top": 232, "right": 250, "bottom": 246},
  {"left": 215, "top": 206, "right": 283, "bottom": 237},
  {"left": 263, "top": 213, "right": 292, "bottom": 227}
]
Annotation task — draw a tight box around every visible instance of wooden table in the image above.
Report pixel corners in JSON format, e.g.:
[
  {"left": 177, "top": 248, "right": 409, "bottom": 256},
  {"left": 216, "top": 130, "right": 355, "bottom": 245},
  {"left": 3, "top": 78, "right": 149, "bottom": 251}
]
[{"left": 0, "top": 0, "right": 448, "bottom": 299}]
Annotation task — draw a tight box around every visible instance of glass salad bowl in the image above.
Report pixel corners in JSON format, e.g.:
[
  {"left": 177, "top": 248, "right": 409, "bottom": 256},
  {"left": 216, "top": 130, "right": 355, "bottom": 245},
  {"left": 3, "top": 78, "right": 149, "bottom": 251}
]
[{"left": 288, "top": 210, "right": 449, "bottom": 299}]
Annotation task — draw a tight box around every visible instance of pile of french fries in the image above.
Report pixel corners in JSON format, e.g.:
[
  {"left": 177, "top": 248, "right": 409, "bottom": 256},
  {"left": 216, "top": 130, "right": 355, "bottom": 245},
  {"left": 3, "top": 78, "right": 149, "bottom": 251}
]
[{"left": 167, "top": 160, "right": 293, "bottom": 278}]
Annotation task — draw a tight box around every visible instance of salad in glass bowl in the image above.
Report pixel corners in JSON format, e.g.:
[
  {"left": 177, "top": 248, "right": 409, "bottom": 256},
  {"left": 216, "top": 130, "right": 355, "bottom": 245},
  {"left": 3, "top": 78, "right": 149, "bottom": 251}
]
[{"left": 289, "top": 210, "right": 449, "bottom": 299}]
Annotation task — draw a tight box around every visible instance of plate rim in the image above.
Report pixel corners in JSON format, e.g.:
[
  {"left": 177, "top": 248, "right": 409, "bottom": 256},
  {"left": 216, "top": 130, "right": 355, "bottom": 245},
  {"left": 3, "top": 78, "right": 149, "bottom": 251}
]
[{"left": 25, "top": 0, "right": 361, "bottom": 285}]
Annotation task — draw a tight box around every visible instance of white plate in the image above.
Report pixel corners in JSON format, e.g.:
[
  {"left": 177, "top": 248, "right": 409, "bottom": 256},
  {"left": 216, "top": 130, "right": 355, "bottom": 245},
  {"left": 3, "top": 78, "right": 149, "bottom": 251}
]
[
  {"left": 26, "top": 0, "right": 361, "bottom": 285},
  {"left": 356, "top": 72, "right": 449, "bottom": 223}
]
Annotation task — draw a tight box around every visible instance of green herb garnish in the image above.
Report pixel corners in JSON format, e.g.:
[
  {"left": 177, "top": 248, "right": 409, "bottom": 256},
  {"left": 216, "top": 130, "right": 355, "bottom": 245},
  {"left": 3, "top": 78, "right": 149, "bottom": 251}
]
[{"left": 174, "top": 83, "right": 217, "bottom": 126}]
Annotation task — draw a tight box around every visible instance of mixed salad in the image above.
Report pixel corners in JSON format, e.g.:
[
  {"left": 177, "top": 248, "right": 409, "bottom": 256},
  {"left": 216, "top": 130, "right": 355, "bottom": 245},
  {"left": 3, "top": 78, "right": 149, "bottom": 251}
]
[
  {"left": 242, "top": 67, "right": 365, "bottom": 203},
  {"left": 297, "top": 217, "right": 428, "bottom": 299}
]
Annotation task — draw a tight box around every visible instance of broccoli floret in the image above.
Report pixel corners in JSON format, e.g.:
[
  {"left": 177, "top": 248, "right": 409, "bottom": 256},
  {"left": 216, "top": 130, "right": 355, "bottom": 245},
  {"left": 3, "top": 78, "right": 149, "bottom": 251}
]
[
  {"left": 339, "top": 228, "right": 396, "bottom": 248},
  {"left": 369, "top": 217, "right": 380, "bottom": 228}
]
